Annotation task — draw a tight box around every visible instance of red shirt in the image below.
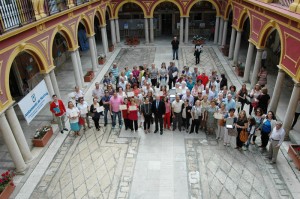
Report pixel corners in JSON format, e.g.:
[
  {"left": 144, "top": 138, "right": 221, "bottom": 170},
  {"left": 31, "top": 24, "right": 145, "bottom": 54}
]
[
  {"left": 197, "top": 74, "right": 209, "bottom": 88},
  {"left": 50, "top": 100, "right": 66, "bottom": 117},
  {"left": 127, "top": 102, "right": 138, "bottom": 120},
  {"left": 122, "top": 103, "right": 128, "bottom": 119}
]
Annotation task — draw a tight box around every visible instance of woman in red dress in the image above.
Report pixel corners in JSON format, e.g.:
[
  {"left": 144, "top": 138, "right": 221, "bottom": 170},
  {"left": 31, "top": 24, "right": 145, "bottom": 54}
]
[{"left": 128, "top": 97, "right": 139, "bottom": 132}]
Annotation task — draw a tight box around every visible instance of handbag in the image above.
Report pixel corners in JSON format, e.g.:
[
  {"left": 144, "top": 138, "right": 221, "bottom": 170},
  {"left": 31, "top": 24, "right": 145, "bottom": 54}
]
[
  {"left": 78, "top": 117, "right": 85, "bottom": 125},
  {"left": 239, "top": 129, "right": 248, "bottom": 143},
  {"left": 218, "top": 119, "right": 225, "bottom": 126}
]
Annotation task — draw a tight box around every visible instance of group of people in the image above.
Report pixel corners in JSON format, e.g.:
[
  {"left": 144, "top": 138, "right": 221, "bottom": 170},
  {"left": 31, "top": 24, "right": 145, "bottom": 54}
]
[{"left": 49, "top": 60, "right": 286, "bottom": 164}]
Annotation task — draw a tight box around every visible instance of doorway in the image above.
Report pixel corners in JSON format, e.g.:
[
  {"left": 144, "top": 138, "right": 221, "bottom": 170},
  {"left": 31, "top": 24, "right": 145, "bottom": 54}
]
[{"left": 161, "top": 14, "right": 172, "bottom": 35}]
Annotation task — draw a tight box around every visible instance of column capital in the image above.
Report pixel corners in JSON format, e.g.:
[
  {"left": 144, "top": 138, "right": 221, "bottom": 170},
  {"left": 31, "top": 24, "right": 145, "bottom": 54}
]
[
  {"left": 87, "top": 33, "right": 96, "bottom": 37},
  {"left": 256, "top": 48, "right": 264, "bottom": 52},
  {"left": 292, "top": 80, "right": 300, "bottom": 87},
  {"left": 0, "top": 113, "right": 5, "bottom": 119},
  {"left": 100, "top": 24, "right": 107, "bottom": 28}
]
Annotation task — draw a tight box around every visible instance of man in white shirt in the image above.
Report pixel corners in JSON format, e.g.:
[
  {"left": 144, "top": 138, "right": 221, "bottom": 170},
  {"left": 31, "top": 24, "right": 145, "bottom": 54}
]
[
  {"left": 143, "top": 82, "right": 154, "bottom": 96},
  {"left": 118, "top": 77, "right": 127, "bottom": 90},
  {"left": 172, "top": 95, "right": 184, "bottom": 131},
  {"left": 92, "top": 82, "right": 104, "bottom": 102},
  {"left": 182, "top": 90, "right": 194, "bottom": 106},
  {"left": 202, "top": 87, "right": 215, "bottom": 101},
  {"left": 267, "top": 121, "right": 285, "bottom": 164}
]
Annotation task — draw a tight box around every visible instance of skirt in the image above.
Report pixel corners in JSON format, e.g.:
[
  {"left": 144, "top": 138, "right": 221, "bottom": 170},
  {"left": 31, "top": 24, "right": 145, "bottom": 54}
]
[{"left": 70, "top": 122, "right": 80, "bottom": 131}]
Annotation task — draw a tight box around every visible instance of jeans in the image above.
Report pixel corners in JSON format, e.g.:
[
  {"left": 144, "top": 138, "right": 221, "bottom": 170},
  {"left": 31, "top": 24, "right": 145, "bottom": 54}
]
[
  {"left": 112, "top": 111, "right": 122, "bottom": 127},
  {"left": 104, "top": 109, "right": 110, "bottom": 125},
  {"left": 172, "top": 49, "right": 178, "bottom": 59},
  {"left": 195, "top": 55, "right": 200, "bottom": 64}
]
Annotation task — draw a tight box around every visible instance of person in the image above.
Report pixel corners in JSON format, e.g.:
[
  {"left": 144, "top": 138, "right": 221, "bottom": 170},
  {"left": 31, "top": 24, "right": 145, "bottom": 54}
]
[
  {"left": 194, "top": 45, "right": 202, "bottom": 64},
  {"left": 252, "top": 108, "right": 264, "bottom": 145},
  {"left": 149, "top": 63, "right": 158, "bottom": 87},
  {"left": 160, "top": 85, "right": 168, "bottom": 99},
  {"left": 206, "top": 100, "right": 218, "bottom": 134},
  {"left": 125, "top": 83, "right": 132, "bottom": 96},
  {"left": 202, "top": 87, "right": 214, "bottom": 101},
  {"left": 118, "top": 77, "right": 128, "bottom": 91},
  {"left": 138, "top": 65, "right": 145, "bottom": 86},
  {"left": 121, "top": 98, "right": 130, "bottom": 130},
  {"left": 164, "top": 97, "right": 171, "bottom": 130},
  {"left": 102, "top": 75, "right": 111, "bottom": 86},
  {"left": 127, "top": 97, "right": 139, "bottom": 132},
  {"left": 172, "top": 95, "right": 184, "bottom": 131},
  {"left": 50, "top": 94, "right": 68, "bottom": 134},
  {"left": 90, "top": 98, "right": 102, "bottom": 131},
  {"left": 257, "top": 87, "right": 270, "bottom": 114},
  {"left": 181, "top": 99, "right": 192, "bottom": 133},
  {"left": 124, "top": 66, "right": 131, "bottom": 78},
  {"left": 66, "top": 101, "right": 80, "bottom": 136},
  {"left": 193, "top": 92, "right": 203, "bottom": 105},
  {"left": 257, "top": 66, "right": 268, "bottom": 87},
  {"left": 128, "top": 73, "right": 137, "bottom": 86},
  {"left": 200, "top": 95, "right": 210, "bottom": 131},
  {"left": 108, "top": 72, "right": 116, "bottom": 87},
  {"left": 92, "top": 82, "right": 104, "bottom": 102},
  {"left": 243, "top": 116, "right": 256, "bottom": 150},
  {"left": 224, "top": 94, "right": 236, "bottom": 112},
  {"left": 132, "top": 66, "right": 140, "bottom": 82},
  {"left": 141, "top": 97, "right": 152, "bottom": 133},
  {"left": 267, "top": 121, "right": 285, "bottom": 164},
  {"left": 180, "top": 81, "right": 188, "bottom": 96},
  {"left": 168, "top": 62, "right": 178, "bottom": 89},
  {"left": 259, "top": 111, "right": 276, "bottom": 149},
  {"left": 109, "top": 91, "right": 123, "bottom": 129},
  {"left": 219, "top": 74, "right": 227, "bottom": 90},
  {"left": 74, "top": 86, "right": 84, "bottom": 103},
  {"left": 235, "top": 110, "right": 248, "bottom": 150},
  {"left": 107, "top": 84, "right": 115, "bottom": 96},
  {"left": 111, "top": 63, "right": 120, "bottom": 86},
  {"left": 171, "top": 36, "right": 179, "bottom": 60},
  {"left": 224, "top": 108, "right": 237, "bottom": 146},
  {"left": 143, "top": 82, "right": 154, "bottom": 96},
  {"left": 133, "top": 84, "right": 140, "bottom": 96},
  {"left": 117, "top": 87, "right": 126, "bottom": 99},
  {"left": 190, "top": 100, "right": 202, "bottom": 134},
  {"left": 101, "top": 90, "right": 111, "bottom": 126},
  {"left": 216, "top": 103, "right": 227, "bottom": 140},
  {"left": 229, "top": 85, "right": 237, "bottom": 99},
  {"left": 151, "top": 95, "right": 166, "bottom": 135},
  {"left": 191, "top": 80, "right": 204, "bottom": 97},
  {"left": 181, "top": 90, "right": 194, "bottom": 106},
  {"left": 291, "top": 100, "right": 300, "bottom": 129},
  {"left": 77, "top": 97, "right": 91, "bottom": 130},
  {"left": 249, "top": 84, "right": 262, "bottom": 115},
  {"left": 197, "top": 72, "right": 209, "bottom": 88},
  {"left": 237, "top": 84, "right": 248, "bottom": 111},
  {"left": 159, "top": 62, "right": 168, "bottom": 87},
  {"left": 191, "top": 67, "right": 199, "bottom": 83},
  {"left": 186, "top": 76, "right": 195, "bottom": 91}
]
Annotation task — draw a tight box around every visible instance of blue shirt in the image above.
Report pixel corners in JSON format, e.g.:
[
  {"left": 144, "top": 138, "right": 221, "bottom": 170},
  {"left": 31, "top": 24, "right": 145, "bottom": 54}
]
[
  {"left": 111, "top": 67, "right": 119, "bottom": 77},
  {"left": 224, "top": 99, "right": 236, "bottom": 111},
  {"left": 187, "top": 81, "right": 195, "bottom": 91}
]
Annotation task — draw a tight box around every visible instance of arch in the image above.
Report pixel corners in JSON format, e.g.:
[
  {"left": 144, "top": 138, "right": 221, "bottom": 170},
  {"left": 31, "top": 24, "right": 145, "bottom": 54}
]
[
  {"left": 186, "top": 0, "right": 220, "bottom": 17},
  {"left": 4, "top": 44, "right": 49, "bottom": 102},
  {"left": 114, "top": 0, "right": 147, "bottom": 18},
  {"left": 94, "top": 9, "right": 105, "bottom": 26},
  {"left": 76, "top": 14, "right": 93, "bottom": 37},
  {"left": 236, "top": 8, "right": 251, "bottom": 31},
  {"left": 258, "top": 21, "right": 283, "bottom": 56},
  {"left": 49, "top": 26, "right": 77, "bottom": 65},
  {"left": 105, "top": 3, "right": 113, "bottom": 19},
  {"left": 224, "top": 3, "right": 233, "bottom": 20},
  {"left": 150, "top": 0, "right": 183, "bottom": 17}
]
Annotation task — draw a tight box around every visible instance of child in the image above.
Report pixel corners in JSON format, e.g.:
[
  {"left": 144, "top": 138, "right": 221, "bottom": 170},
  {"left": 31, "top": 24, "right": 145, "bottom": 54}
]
[
  {"left": 224, "top": 108, "right": 237, "bottom": 147},
  {"left": 243, "top": 117, "right": 256, "bottom": 150}
]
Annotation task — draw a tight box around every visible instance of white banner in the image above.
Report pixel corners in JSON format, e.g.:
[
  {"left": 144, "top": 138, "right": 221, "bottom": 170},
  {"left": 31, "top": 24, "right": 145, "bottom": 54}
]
[{"left": 18, "top": 80, "right": 51, "bottom": 124}]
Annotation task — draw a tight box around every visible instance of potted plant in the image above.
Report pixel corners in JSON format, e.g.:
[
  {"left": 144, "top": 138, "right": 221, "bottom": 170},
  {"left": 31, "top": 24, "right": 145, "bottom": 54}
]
[
  {"left": 288, "top": 144, "right": 300, "bottom": 170},
  {"left": 32, "top": 125, "right": 53, "bottom": 147},
  {"left": 235, "top": 62, "right": 244, "bottom": 77},
  {"left": 109, "top": 44, "right": 114, "bottom": 52},
  {"left": 98, "top": 54, "right": 106, "bottom": 65},
  {"left": 84, "top": 70, "right": 95, "bottom": 82},
  {"left": 192, "top": 35, "right": 205, "bottom": 44},
  {"left": 0, "top": 170, "right": 15, "bottom": 199}
]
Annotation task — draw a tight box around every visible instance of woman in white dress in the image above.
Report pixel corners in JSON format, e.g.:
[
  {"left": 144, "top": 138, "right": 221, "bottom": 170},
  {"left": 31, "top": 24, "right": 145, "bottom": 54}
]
[{"left": 66, "top": 101, "right": 80, "bottom": 136}]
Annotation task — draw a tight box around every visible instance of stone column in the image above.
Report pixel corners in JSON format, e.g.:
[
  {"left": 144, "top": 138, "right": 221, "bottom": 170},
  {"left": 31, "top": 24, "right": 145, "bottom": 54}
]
[
  {"left": 49, "top": 69, "right": 61, "bottom": 99},
  {"left": 101, "top": 26, "right": 108, "bottom": 55},
  {"left": 243, "top": 42, "right": 255, "bottom": 82},
  {"left": 6, "top": 107, "right": 33, "bottom": 163},
  {"left": 70, "top": 51, "right": 82, "bottom": 87},
  {"left": 184, "top": 17, "right": 189, "bottom": 44},
  {"left": 110, "top": 19, "right": 116, "bottom": 45},
  {"left": 233, "top": 30, "right": 242, "bottom": 66},
  {"left": 92, "top": 36, "right": 98, "bottom": 62},
  {"left": 221, "top": 20, "right": 228, "bottom": 46},
  {"left": 218, "top": 17, "right": 224, "bottom": 45},
  {"left": 250, "top": 49, "right": 263, "bottom": 88},
  {"left": 228, "top": 28, "right": 236, "bottom": 59},
  {"left": 115, "top": 19, "right": 120, "bottom": 43},
  {"left": 144, "top": 18, "right": 149, "bottom": 44},
  {"left": 0, "top": 114, "right": 26, "bottom": 173},
  {"left": 149, "top": 18, "right": 154, "bottom": 43},
  {"left": 283, "top": 82, "right": 300, "bottom": 139},
  {"left": 88, "top": 35, "right": 98, "bottom": 72},
  {"left": 75, "top": 49, "right": 85, "bottom": 86},
  {"left": 179, "top": 17, "right": 184, "bottom": 44},
  {"left": 44, "top": 73, "right": 54, "bottom": 96},
  {"left": 214, "top": 16, "right": 220, "bottom": 44},
  {"left": 268, "top": 68, "right": 285, "bottom": 113}
]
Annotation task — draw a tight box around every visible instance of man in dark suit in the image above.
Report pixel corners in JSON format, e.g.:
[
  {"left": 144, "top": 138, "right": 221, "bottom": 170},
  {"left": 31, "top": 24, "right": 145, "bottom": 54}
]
[{"left": 151, "top": 95, "right": 166, "bottom": 135}]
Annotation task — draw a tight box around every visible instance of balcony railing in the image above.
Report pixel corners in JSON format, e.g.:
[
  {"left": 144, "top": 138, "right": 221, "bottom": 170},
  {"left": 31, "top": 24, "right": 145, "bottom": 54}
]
[
  {"left": 0, "top": 0, "right": 35, "bottom": 33},
  {"left": 76, "top": 0, "right": 90, "bottom": 6},
  {"left": 273, "top": 0, "right": 294, "bottom": 7},
  {"left": 45, "top": 0, "right": 68, "bottom": 15}
]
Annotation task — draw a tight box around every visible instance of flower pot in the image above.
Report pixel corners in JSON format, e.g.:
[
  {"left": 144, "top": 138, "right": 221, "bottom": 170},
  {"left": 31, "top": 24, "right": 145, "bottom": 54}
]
[
  {"left": 0, "top": 181, "right": 15, "bottom": 199},
  {"left": 109, "top": 45, "right": 114, "bottom": 52},
  {"left": 32, "top": 127, "right": 53, "bottom": 147},
  {"left": 98, "top": 58, "right": 105, "bottom": 65},
  {"left": 84, "top": 71, "right": 94, "bottom": 82},
  {"left": 288, "top": 144, "right": 300, "bottom": 170}
]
